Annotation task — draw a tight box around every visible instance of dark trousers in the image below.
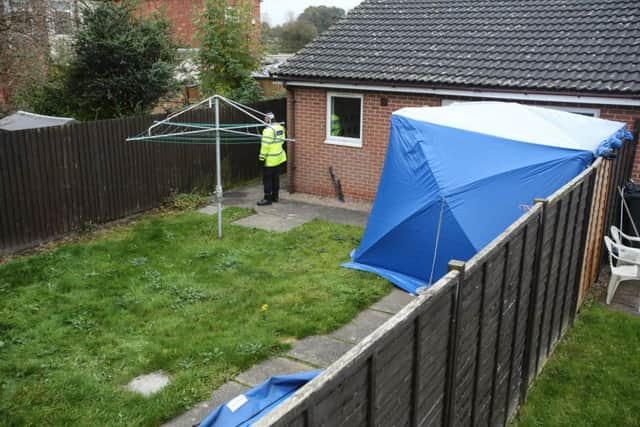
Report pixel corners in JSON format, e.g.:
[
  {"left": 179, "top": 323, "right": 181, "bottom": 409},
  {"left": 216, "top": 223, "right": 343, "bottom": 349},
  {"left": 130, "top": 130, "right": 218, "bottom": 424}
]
[{"left": 263, "top": 166, "right": 280, "bottom": 200}]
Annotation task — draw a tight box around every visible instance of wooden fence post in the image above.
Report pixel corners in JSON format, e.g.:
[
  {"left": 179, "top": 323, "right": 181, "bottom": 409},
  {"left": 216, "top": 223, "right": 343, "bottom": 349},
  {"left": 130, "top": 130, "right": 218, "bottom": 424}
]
[
  {"left": 444, "top": 259, "right": 465, "bottom": 427},
  {"left": 578, "top": 159, "right": 611, "bottom": 303}
]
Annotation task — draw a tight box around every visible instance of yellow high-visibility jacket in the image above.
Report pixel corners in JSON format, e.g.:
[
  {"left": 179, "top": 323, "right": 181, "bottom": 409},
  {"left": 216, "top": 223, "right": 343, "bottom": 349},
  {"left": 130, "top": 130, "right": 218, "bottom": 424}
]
[
  {"left": 331, "top": 113, "right": 342, "bottom": 136},
  {"left": 259, "top": 124, "right": 287, "bottom": 167}
]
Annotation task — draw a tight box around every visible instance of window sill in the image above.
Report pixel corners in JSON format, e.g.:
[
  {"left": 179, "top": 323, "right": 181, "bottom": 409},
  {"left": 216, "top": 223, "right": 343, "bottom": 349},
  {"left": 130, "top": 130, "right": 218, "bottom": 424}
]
[{"left": 324, "top": 137, "right": 363, "bottom": 148}]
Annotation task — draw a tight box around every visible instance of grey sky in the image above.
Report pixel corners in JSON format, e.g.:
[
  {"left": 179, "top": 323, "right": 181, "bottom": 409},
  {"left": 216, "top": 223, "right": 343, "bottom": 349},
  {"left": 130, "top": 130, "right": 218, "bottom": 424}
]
[{"left": 261, "top": 0, "right": 363, "bottom": 26}]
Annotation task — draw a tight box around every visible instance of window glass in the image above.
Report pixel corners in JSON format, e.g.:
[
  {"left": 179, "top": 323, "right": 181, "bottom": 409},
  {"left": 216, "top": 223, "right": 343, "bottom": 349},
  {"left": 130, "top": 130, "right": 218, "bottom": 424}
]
[{"left": 330, "top": 96, "right": 361, "bottom": 139}]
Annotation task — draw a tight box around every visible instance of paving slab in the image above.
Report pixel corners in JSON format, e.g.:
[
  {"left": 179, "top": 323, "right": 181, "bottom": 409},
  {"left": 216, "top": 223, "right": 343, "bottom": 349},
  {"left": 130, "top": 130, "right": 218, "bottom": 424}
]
[
  {"left": 196, "top": 177, "right": 370, "bottom": 229},
  {"left": 126, "top": 371, "right": 170, "bottom": 396},
  {"left": 233, "top": 213, "right": 309, "bottom": 232},
  {"left": 370, "top": 289, "right": 416, "bottom": 314},
  {"left": 288, "top": 336, "right": 353, "bottom": 368},
  {"left": 161, "top": 381, "right": 249, "bottom": 427},
  {"left": 330, "top": 309, "right": 392, "bottom": 343},
  {"left": 610, "top": 280, "right": 640, "bottom": 316},
  {"left": 235, "top": 357, "right": 314, "bottom": 387}
]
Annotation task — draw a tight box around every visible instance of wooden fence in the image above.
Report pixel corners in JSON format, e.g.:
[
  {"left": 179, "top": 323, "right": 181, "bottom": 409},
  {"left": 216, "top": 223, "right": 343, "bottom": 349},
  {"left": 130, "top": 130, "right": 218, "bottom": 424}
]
[
  {"left": 0, "top": 98, "right": 286, "bottom": 256},
  {"left": 256, "top": 146, "right": 626, "bottom": 426},
  {"left": 579, "top": 126, "right": 638, "bottom": 302}
]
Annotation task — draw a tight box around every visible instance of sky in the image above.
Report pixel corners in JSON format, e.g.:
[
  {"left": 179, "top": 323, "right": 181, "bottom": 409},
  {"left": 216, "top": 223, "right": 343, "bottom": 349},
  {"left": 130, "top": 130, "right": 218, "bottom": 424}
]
[{"left": 261, "top": 0, "right": 363, "bottom": 26}]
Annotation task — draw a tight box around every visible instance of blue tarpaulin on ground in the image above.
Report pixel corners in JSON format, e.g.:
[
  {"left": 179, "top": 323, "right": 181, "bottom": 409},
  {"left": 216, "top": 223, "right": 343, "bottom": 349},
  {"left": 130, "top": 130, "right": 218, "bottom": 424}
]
[
  {"left": 199, "top": 370, "right": 321, "bottom": 427},
  {"left": 344, "top": 102, "right": 632, "bottom": 294}
]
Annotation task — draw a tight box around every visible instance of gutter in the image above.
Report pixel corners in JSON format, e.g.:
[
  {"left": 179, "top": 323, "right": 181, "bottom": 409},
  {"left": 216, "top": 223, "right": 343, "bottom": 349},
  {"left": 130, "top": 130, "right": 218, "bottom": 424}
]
[
  {"left": 275, "top": 78, "right": 640, "bottom": 107},
  {"left": 287, "top": 87, "right": 296, "bottom": 193}
]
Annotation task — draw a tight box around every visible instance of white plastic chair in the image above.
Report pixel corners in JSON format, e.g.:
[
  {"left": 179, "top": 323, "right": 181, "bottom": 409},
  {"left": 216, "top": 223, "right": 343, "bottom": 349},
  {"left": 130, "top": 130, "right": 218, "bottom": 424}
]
[
  {"left": 610, "top": 225, "right": 640, "bottom": 246},
  {"left": 603, "top": 236, "right": 640, "bottom": 307},
  {"left": 610, "top": 226, "right": 640, "bottom": 265}
]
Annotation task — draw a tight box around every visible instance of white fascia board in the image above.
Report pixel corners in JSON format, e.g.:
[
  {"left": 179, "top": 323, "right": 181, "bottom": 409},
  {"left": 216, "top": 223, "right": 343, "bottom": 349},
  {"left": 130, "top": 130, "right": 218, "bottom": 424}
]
[{"left": 285, "top": 81, "right": 640, "bottom": 107}]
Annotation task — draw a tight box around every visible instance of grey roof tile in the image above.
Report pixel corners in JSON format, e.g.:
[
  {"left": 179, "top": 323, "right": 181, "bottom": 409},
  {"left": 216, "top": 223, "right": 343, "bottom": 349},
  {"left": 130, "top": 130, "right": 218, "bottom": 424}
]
[{"left": 275, "top": 0, "right": 640, "bottom": 94}]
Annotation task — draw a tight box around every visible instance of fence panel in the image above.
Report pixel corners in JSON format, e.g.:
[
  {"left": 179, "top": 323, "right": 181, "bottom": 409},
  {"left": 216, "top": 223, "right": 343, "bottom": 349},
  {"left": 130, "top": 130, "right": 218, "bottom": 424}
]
[
  {"left": 504, "top": 217, "right": 539, "bottom": 421},
  {"left": 450, "top": 263, "right": 483, "bottom": 425},
  {"left": 535, "top": 196, "right": 566, "bottom": 373},
  {"left": 1, "top": 132, "right": 18, "bottom": 248},
  {"left": 0, "top": 98, "right": 285, "bottom": 255},
  {"left": 489, "top": 234, "right": 523, "bottom": 426},
  {"left": 414, "top": 289, "right": 453, "bottom": 427}
]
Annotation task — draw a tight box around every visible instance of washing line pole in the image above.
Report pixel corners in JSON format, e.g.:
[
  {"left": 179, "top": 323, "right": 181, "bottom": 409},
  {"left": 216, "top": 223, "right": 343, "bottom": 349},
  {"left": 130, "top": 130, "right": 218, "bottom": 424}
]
[
  {"left": 214, "top": 96, "right": 223, "bottom": 238},
  {"left": 127, "top": 94, "right": 298, "bottom": 239}
]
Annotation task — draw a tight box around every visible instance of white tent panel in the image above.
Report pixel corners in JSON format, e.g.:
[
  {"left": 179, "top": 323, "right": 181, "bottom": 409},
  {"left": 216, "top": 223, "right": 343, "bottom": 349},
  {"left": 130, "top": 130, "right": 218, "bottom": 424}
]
[{"left": 394, "top": 101, "right": 624, "bottom": 153}]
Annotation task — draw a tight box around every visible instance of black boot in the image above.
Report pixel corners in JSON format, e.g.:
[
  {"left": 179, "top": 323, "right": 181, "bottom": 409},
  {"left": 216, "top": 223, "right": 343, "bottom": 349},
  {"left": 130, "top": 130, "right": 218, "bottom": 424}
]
[
  {"left": 257, "top": 195, "right": 272, "bottom": 206},
  {"left": 272, "top": 193, "right": 279, "bottom": 203}
]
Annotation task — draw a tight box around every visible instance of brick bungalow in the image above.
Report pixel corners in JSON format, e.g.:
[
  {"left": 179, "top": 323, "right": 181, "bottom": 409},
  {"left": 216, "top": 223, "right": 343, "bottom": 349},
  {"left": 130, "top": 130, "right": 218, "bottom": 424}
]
[{"left": 273, "top": 0, "right": 640, "bottom": 201}]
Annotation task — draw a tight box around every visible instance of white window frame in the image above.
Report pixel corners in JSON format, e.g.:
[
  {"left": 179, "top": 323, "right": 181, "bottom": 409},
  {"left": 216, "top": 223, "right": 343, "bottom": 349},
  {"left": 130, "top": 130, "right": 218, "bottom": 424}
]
[
  {"left": 543, "top": 105, "right": 600, "bottom": 117},
  {"left": 442, "top": 99, "right": 600, "bottom": 117},
  {"left": 441, "top": 99, "right": 460, "bottom": 107},
  {"left": 325, "top": 92, "right": 364, "bottom": 148}
]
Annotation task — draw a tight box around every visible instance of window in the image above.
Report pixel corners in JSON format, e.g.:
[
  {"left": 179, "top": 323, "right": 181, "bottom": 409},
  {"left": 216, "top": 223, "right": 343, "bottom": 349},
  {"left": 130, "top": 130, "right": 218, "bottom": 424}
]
[
  {"left": 543, "top": 105, "right": 600, "bottom": 117},
  {"left": 442, "top": 99, "right": 600, "bottom": 117},
  {"left": 326, "top": 92, "right": 363, "bottom": 147},
  {"left": 7, "top": 0, "right": 29, "bottom": 12}
]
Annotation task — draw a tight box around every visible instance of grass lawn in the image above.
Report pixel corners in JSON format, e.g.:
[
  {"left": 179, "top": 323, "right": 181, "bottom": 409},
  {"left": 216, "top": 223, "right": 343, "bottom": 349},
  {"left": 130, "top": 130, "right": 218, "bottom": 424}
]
[
  {"left": 0, "top": 207, "right": 390, "bottom": 426},
  {"left": 514, "top": 299, "right": 640, "bottom": 426}
]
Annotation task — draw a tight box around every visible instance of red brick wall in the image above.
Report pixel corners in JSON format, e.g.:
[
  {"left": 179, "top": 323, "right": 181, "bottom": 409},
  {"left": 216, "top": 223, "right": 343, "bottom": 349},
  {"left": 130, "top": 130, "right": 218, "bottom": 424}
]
[
  {"left": 138, "top": 0, "right": 260, "bottom": 47},
  {"left": 287, "top": 87, "right": 441, "bottom": 200},
  {"left": 138, "top": 0, "right": 201, "bottom": 46},
  {"left": 287, "top": 87, "right": 640, "bottom": 201}
]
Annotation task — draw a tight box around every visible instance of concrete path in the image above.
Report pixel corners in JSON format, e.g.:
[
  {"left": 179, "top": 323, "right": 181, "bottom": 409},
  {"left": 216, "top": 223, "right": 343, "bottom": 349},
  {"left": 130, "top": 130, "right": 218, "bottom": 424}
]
[
  {"left": 162, "top": 289, "right": 414, "bottom": 427},
  {"left": 198, "top": 177, "right": 371, "bottom": 230},
  {"left": 163, "top": 181, "right": 415, "bottom": 426}
]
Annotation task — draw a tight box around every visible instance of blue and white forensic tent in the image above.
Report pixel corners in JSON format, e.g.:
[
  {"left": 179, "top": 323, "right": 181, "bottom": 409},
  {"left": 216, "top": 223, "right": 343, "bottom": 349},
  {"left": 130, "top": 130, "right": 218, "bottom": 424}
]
[
  {"left": 344, "top": 102, "right": 632, "bottom": 294},
  {"left": 199, "top": 370, "right": 321, "bottom": 427}
]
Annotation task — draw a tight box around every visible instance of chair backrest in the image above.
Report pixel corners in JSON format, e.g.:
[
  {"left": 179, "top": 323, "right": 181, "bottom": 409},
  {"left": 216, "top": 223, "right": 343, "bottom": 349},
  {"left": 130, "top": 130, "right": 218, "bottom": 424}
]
[
  {"left": 611, "top": 225, "right": 622, "bottom": 245},
  {"left": 604, "top": 236, "right": 616, "bottom": 269},
  {"left": 604, "top": 235, "right": 640, "bottom": 267}
]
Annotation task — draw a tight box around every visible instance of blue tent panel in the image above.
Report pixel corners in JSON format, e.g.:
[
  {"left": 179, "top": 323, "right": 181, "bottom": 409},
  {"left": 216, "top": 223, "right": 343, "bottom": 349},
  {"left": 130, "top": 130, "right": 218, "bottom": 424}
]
[
  {"left": 347, "top": 199, "right": 476, "bottom": 291},
  {"left": 199, "top": 370, "right": 320, "bottom": 427},
  {"left": 447, "top": 155, "right": 591, "bottom": 250},
  {"left": 344, "top": 102, "right": 630, "bottom": 294}
]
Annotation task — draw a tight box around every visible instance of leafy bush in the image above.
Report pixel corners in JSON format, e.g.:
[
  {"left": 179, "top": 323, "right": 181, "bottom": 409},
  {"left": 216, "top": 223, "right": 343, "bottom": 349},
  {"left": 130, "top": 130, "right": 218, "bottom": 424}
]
[
  {"left": 16, "top": 2, "right": 177, "bottom": 120},
  {"left": 68, "top": 2, "right": 177, "bottom": 120},
  {"left": 167, "top": 192, "right": 211, "bottom": 210}
]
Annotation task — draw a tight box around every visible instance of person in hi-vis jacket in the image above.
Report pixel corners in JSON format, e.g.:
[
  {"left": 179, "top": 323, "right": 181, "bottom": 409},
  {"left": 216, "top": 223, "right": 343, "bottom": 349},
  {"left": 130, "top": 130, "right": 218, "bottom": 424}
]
[{"left": 257, "top": 112, "right": 286, "bottom": 206}]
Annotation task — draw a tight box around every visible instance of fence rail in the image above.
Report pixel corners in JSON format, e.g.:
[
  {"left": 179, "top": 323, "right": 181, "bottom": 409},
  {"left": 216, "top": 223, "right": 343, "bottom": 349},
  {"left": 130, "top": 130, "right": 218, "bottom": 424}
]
[
  {"left": 257, "top": 141, "right": 632, "bottom": 426},
  {"left": 0, "top": 98, "right": 286, "bottom": 256}
]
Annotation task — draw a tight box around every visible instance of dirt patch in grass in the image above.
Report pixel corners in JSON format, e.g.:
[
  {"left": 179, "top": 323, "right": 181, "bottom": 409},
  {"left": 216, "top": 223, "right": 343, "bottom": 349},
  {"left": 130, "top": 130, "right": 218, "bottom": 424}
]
[{"left": 0, "top": 207, "right": 390, "bottom": 426}]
